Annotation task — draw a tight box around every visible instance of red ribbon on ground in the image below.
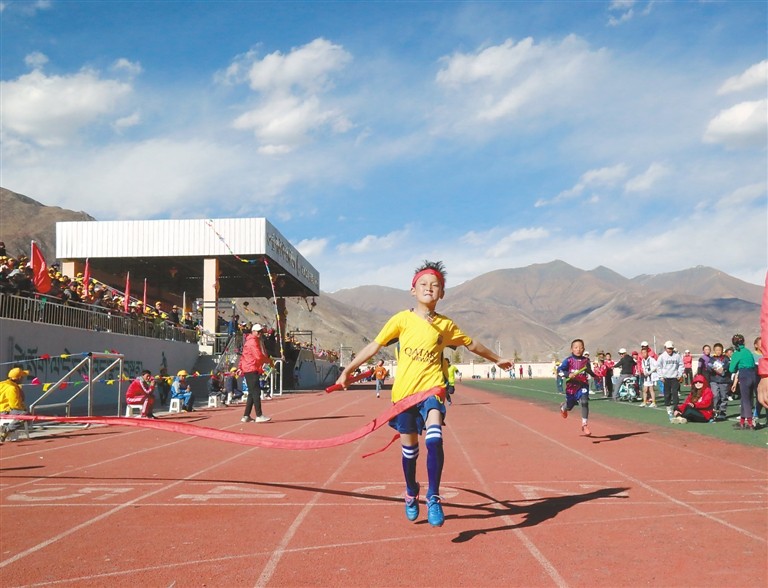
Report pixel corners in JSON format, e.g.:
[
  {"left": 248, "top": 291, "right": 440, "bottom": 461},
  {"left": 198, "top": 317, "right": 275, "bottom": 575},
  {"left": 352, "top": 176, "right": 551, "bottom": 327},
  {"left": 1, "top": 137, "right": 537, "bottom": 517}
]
[{"left": 13, "top": 386, "right": 445, "bottom": 451}]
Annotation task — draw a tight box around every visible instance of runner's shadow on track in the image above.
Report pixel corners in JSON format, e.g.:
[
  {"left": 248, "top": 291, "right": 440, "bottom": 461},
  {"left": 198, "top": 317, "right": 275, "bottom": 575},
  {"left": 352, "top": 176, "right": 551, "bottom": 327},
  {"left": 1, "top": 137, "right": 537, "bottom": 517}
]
[
  {"left": 448, "top": 486, "right": 629, "bottom": 543},
  {"left": 590, "top": 431, "right": 649, "bottom": 444},
  {"left": 0, "top": 465, "right": 45, "bottom": 472}
]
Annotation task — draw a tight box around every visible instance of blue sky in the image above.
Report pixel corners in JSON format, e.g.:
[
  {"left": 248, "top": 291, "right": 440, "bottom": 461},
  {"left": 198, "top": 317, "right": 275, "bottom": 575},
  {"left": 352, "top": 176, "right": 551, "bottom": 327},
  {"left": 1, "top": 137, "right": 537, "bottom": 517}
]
[{"left": 1, "top": 0, "right": 766, "bottom": 292}]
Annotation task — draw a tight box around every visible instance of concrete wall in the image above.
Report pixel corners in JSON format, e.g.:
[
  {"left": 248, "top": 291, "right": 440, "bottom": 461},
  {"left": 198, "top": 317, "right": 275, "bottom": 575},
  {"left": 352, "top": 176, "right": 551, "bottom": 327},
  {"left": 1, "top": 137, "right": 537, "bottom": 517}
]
[
  {"left": 1, "top": 318, "right": 201, "bottom": 415},
  {"left": 369, "top": 359, "right": 556, "bottom": 381}
]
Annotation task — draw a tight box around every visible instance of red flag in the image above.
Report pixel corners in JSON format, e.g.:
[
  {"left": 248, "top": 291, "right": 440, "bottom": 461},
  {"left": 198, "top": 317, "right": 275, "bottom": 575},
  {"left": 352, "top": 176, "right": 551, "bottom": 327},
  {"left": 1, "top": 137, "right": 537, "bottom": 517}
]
[
  {"left": 82, "top": 258, "right": 91, "bottom": 290},
  {"left": 143, "top": 278, "right": 147, "bottom": 309},
  {"left": 123, "top": 272, "right": 130, "bottom": 313},
  {"left": 31, "top": 241, "right": 52, "bottom": 294}
]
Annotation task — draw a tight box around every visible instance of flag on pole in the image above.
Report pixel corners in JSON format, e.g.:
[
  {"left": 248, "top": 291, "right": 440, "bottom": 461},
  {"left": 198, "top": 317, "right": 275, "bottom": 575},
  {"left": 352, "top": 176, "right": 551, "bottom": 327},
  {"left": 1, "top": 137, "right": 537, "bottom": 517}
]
[
  {"left": 123, "top": 272, "right": 130, "bottom": 313},
  {"left": 30, "top": 241, "right": 52, "bottom": 294},
  {"left": 143, "top": 278, "right": 147, "bottom": 309},
  {"left": 82, "top": 258, "right": 91, "bottom": 289}
]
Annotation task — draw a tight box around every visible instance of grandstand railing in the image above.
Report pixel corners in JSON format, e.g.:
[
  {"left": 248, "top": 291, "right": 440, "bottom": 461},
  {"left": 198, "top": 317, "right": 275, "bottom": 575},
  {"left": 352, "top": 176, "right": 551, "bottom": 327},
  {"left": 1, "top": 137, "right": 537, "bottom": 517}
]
[{"left": 0, "top": 293, "right": 198, "bottom": 343}]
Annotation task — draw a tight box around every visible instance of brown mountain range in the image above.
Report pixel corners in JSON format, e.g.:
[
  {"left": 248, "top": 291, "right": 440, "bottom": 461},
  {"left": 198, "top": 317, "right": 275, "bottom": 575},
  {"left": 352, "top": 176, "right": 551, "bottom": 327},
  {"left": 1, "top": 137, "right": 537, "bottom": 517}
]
[{"left": 1, "top": 187, "right": 762, "bottom": 360}]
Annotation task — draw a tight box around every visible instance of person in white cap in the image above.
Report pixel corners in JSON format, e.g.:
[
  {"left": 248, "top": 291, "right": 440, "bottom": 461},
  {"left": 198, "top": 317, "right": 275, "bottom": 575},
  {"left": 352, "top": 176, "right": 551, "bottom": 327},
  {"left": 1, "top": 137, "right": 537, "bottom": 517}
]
[
  {"left": 657, "top": 341, "right": 684, "bottom": 420},
  {"left": 238, "top": 323, "right": 274, "bottom": 423},
  {"left": 0, "top": 366, "right": 29, "bottom": 442}
]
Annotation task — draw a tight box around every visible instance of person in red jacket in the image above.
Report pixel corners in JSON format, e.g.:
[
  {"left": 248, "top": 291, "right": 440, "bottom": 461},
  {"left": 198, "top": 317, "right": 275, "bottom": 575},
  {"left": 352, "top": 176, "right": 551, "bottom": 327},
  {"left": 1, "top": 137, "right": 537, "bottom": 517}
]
[
  {"left": 125, "top": 369, "right": 156, "bottom": 418},
  {"left": 239, "top": 323, "right": 274, "bottom": 423},
  {"left": 671, "top": 374, "right": 714, "bottom": 423},
  {"left": 758, "top": 271, "right": 768, "bottom": 411}
]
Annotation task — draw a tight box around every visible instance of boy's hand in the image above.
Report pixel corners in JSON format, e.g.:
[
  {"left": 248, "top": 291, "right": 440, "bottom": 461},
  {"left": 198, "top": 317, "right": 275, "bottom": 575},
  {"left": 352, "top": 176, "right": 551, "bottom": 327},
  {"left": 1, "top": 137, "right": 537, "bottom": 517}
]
[
  {"left": 497, "top": 360, "right": 513, "bottom": 370},
  {"left": 335, "top": 371, "right": 351, "bottom": 390}
]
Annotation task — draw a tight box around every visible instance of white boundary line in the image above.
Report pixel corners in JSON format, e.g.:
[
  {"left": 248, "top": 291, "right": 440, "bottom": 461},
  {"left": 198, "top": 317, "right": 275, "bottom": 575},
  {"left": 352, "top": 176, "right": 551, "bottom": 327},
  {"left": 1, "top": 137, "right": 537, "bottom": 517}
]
[
  {"left": 480, "top": 402, "right": 767, "bottom": 544},
  {"left": 0, "top": 392, "right": 365, "bottom": 574},
  {"left": 446, "top": 422, "right": 569, "bottom": 588}
]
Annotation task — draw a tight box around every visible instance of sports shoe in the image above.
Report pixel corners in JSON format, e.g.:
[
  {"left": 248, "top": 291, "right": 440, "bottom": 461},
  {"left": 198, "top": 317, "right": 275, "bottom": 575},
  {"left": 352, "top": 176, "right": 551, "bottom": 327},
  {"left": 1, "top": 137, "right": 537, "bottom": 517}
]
[
  {"left": 0, "top": 425, "right": 8, "bottom": 443},
  {"left": 255, "top": 415, "right": 271, "bottom": 423},
  {"left": 581, "top": 424, "right": 591, "bottom": 436},
  {"left": 672, "top": 416, "right": 687, "bottom": 424},
  {"left": 733, "top": 421, "right": 746, "bottom": 430},
  {"left": 560, "top": 403, "right": 568, "bottom": 419},
  {"left": 426, "top": 495, "right": 444, "bottom": 527},
  {"left": 649, "top": 403, "right": 657, "bottom": 408},
  {"left": 241, "top": 416, "right": 254, "bottom": 423},
  {"left": 405, "top": 483, "right": 420, "bottom": 521}
]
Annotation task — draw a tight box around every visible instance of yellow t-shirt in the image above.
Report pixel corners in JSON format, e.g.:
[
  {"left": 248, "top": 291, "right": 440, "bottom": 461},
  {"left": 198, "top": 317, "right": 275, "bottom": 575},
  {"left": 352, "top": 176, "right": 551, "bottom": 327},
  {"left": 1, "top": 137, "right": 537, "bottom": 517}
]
[
  {"left": 375, "top": 310, "right": 472, "bottom": 403},
  {"left": 446, "top": 364, "right": 458, "bottom": 386}
]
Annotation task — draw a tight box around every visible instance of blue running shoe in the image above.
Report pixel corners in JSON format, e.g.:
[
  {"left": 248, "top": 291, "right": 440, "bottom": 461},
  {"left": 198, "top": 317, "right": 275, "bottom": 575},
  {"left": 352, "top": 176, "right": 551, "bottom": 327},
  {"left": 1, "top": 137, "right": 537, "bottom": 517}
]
[
  {"left": 405, "top": 483, "right": 420, "bottom": 521},
  {"left": 427, "top": 495, "right": 444, "bottom": 527}
]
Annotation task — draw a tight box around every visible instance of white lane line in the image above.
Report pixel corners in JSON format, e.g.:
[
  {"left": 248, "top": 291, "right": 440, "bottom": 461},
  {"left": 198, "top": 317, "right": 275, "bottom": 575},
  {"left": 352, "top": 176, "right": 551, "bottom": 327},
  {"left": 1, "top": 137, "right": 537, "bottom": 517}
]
[
  {"left": 0, "top": 392, "right": 366, "bottom": 571},
  {"left": 477, "top": 401, "right": 767, "bottom": 544},
  {"left": 462, "top": 382, "right": 767, "bottom": 474},
  {"left": 254, "top": 394, "right": 368, "bottom": 588},
  {"left": 11, "top": 531, "right": 451, "bottom": 588},
  {"left": 447, "top": 422, "right": 569, "bottom": 588}
]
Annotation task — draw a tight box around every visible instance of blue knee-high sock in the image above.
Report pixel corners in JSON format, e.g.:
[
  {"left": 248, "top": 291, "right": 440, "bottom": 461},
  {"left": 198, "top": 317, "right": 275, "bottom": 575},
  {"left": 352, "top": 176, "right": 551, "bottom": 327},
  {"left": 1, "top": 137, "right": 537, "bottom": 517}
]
[
  {"left": 425, "top": 425, "right": 444, "bottom": 499},
  {"left": 401, "top": 444, "right": 419, "bottom": 496}
]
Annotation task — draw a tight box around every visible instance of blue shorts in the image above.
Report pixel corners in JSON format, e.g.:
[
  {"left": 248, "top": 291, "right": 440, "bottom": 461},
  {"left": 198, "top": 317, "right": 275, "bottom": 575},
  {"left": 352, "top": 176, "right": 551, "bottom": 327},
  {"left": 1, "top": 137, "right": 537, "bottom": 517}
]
[
  {"left": 564, "top": 387, "right": 589, "bottom": 409},
  {"left": 389, "top": 395, "right": 446, "bottom": 435}
]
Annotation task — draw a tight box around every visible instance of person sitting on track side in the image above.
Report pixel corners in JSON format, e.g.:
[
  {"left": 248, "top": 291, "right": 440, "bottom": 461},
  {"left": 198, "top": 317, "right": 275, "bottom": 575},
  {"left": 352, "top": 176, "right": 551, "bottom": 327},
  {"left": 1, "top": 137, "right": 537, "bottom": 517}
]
[
  {"left": 0, "top": 367, "right": 30, "bottom": 443},
  {"left": 171, "top": 370, "right": 196, "bottom": 412},
  {"left": 335, "top": 260, "right": 513, "bottom": 528},
  {"left": 671, "top": 374, "right": 714, "bottom": 424},
  {"left": 125, "top": 369, "right": 157, "bottom": 418}
]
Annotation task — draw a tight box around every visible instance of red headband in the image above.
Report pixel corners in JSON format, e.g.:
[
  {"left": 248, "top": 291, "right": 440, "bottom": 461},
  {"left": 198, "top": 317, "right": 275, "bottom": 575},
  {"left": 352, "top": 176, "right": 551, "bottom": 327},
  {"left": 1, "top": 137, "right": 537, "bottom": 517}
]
[{"left": 412, "top": 269, "right": 444, "bottom": 288}]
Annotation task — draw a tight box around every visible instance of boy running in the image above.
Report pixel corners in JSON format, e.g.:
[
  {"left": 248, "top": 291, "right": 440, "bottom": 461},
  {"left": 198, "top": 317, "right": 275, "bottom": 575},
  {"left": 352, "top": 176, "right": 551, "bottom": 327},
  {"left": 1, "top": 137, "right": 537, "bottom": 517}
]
[
  {"left": 336, "top": 261, "right": 513, "bottom": 527},
  {"left": 558, "top": 339, "right": 598, "bottom": 435}
]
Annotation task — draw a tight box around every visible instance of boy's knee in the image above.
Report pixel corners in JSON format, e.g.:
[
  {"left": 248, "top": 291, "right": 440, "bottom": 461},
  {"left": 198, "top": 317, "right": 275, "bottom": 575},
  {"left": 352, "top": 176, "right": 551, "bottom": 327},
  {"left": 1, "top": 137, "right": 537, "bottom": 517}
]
[{"left": 425, "top": 424, "right": 443, "bottom": 448}]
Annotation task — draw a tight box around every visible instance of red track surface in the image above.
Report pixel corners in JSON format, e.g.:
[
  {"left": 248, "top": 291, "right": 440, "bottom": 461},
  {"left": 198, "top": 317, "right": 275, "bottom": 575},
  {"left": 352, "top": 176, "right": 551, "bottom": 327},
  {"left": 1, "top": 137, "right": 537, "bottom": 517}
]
[{"left": 1, "top": 383, "right": 766, "bottom": 587}]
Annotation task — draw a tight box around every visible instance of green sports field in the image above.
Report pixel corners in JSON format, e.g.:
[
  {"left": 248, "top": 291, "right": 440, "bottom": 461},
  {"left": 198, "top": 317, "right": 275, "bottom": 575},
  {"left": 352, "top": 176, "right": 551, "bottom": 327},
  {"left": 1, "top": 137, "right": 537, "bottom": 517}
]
[{"left": 462, "top": 377, "right": 768, "bottom": 448}]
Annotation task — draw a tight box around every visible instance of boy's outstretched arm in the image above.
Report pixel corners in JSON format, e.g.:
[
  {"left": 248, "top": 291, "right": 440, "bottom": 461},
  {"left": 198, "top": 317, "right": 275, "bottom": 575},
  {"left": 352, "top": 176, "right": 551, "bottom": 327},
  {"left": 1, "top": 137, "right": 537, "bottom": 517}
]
[
  {"left": 335, "top": 341, "right": 383, "bottom": 389},
  {"left": 466, "top": 340, "right": 513, "bottom": 370}
]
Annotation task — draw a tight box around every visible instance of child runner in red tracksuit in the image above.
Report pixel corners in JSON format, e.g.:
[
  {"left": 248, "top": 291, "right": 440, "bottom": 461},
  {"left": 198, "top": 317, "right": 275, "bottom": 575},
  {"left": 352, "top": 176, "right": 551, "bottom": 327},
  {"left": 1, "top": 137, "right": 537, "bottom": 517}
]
[{"left": 558, "top": 338, "right": 598, "bottom": 436}]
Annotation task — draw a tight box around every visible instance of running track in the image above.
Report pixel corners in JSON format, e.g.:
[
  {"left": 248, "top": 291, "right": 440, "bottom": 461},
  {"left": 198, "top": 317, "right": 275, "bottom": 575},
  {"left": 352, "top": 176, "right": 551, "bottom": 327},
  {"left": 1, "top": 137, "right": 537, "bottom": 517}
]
[{"left": 1, "top": 382, "right": 765, "bottom": 587}]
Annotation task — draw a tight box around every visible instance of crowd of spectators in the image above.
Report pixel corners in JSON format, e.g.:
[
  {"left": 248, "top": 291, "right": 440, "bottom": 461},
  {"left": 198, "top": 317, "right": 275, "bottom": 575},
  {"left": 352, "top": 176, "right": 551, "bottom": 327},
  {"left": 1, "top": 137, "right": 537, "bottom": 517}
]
[{"left": 1, "top": 242, "right": 200, "bottom": 340}]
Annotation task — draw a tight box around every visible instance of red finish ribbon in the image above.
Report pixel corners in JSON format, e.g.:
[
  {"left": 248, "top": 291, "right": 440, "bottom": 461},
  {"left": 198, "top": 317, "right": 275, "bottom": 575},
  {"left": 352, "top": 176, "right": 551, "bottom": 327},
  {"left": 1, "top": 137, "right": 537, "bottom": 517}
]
[
  {"left": 325, "top": 369, "right": 374, "bottom": 393},
  {"left": 13, "top": 386, "right": 444, "bottom": 451}
]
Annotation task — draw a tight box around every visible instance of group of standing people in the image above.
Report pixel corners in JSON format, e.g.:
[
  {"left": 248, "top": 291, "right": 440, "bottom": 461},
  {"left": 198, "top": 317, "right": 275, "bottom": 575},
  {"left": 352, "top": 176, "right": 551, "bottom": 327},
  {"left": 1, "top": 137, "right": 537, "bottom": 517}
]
[{"left": 573, "top": 332, "right": 764, "bottom": 429}]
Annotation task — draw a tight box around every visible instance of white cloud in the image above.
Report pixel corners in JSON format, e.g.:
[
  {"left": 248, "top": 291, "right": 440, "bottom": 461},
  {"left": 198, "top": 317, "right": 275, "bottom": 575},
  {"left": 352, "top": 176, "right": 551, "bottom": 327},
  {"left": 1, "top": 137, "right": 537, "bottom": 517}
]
[
  {"left": 607, "top": 1, "right": 654, "bottom": 26},
  {"left": 536, "top": 164, "right": 629, "bottom": 206},
  {"left": 0, "top": 68, "right": 133, "bottom": 146},
  {"left": 713, "top": 182, "right": 766, "bottom": 210},
  {"left": 703, "top": 99, "right": 768, "bottom": 149},
  {"left": 24, "top": 51, "right": 48, "bottom": 70},
  {"left": 111, "top": 58, "right": 143, "bottom": 77},
  {"left": 296, "top": 237, "right": 328, "bottom": 259},
  {"left": 718, "top": 60, "right": 768, "bottom": 95},
  {"left": 486, "top": 227, "right": 550, "bottom": 257},
  {"left": 336, "top": 228, "right": 409, "bottom": 254},
  {"left": 224, "top": 38, "right": 353, "bottom": 153},
  {"left": 232, "top": 94, "right": 351, "bottom": 153},
  {"left": 433, "top": 35, "right": 608, "bottom": 135},
  {"left": 112, "top": 111, "right": 141, "bottom": 132},
  {"left": 245, "top": 38, "right": 350, "bottom": 94},
  {"left": 624, "top": 162, "right": 670, "bottom": 193}
]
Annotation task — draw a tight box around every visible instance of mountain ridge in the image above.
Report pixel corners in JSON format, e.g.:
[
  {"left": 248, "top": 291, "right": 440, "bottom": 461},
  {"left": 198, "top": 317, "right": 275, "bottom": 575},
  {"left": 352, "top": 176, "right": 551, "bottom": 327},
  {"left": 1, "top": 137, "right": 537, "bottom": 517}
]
[{"left": 1, "top": 187, "right": 762, "bottom": 360}]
